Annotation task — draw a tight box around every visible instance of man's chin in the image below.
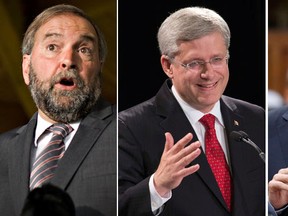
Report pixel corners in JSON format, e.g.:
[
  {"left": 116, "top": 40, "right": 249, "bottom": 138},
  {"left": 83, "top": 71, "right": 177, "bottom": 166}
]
[{"left": 53, "top": 95, "right": 77, "bottom": 105}]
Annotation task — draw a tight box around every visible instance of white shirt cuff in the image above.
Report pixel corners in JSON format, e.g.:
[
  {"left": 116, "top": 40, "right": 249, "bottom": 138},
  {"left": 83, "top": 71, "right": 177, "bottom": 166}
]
[{"left": 149, "top": 173, "right": 172, "bottom": 213}]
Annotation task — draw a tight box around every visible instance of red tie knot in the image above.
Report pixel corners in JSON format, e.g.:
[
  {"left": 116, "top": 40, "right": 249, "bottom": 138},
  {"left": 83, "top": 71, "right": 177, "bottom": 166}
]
[{"left": 199, "top": 113, "right": 215, "bottom": 130}]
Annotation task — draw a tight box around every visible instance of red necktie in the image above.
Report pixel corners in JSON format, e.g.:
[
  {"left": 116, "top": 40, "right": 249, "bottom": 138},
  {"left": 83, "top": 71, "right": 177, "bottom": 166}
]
[
  {"left": 199, "top": 114, "right": 231, "bottom": 211},
  {"left": 30, "top": 123, "right": 73, "bottom": 190}
]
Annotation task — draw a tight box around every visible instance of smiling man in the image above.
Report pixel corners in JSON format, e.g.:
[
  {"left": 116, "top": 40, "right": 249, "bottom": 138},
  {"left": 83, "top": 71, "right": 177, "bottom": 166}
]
[
  {"left": 0, "top": 4, "right": 116, "bottom": 216},
  {"left": 118, "top": 6, "right": 265, "bottom": 216}
]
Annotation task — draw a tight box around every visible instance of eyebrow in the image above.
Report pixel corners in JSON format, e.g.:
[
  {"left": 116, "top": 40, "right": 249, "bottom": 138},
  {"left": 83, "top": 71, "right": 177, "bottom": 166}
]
[
  {"left": 43, "top": 32, "right": 62, "bottom": 40},
  {"left": 80, "top": 34, "right": 97, "bottom": 43}
]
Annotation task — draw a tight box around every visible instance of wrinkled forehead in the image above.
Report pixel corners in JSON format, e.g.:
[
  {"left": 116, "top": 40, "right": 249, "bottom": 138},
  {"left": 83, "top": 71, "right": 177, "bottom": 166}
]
[{"left": 35, "top": 14, "right": 97, "bottom": 40}]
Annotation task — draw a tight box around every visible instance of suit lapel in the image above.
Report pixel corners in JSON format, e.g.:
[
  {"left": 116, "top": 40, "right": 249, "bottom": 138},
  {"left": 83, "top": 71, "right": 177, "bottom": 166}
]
[
  {"left": 220, "top": 98, "right": 245, "bottom": 173},
  {"left": 9, "top": 115, "right": 37, "bottom": 214},
  {"left": 51, "top": 102, "right": 114, "bottom": 189},
  {"left": 220, "top": 97, "right": 256, "bottom": 212}
]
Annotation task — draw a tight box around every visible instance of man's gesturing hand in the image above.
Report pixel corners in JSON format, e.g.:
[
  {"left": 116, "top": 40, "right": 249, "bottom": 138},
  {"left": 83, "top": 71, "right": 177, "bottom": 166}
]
[{"left": 153, "top": 132, "right": 201, "bottom": 197}]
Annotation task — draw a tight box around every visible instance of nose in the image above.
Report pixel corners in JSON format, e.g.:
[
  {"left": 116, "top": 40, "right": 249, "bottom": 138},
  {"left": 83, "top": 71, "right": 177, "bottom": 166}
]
[
  {"left": 60, "top": 49, "right": 77, "bottom": 70},
  {"left": 200, "top": 62, "right": 214, "bottom": 78}
]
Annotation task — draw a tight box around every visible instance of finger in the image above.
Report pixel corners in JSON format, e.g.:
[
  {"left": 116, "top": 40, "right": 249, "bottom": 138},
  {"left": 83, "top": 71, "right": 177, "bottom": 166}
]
[
  {"left": 273, "top": 173, "right": 288, "bottom": 184},
  {"left": 269, "top": 179, "right": 288, "bottom": 192},
  {"left": 185, "top": 140, "right": 201, "bottom": 152},
  {"left": 163, "top": 132, "right": 174, "bottom": 153},
  {"left": 171, "top": 139, "right": 201, "bottom": 162},
  {"left": 278, "top": 168, "right": 288, "bottom": 175},
  {"left": 177, "top": 142, "right": 201, "bottom": 167},
  {"left": 178, "top": 164, "right": 200, "bottom": 178},
  {"left": 185, "top": 143, "right": 201, "bottom": 162},
  {"left": 170, "top": 133, "right": 193, "bottom": 154}
]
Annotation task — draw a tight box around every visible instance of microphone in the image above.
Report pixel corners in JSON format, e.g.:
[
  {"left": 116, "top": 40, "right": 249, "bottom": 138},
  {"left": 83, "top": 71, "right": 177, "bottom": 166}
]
[{"left": 230, "top": 131, "right": 265, "bottom": 163}]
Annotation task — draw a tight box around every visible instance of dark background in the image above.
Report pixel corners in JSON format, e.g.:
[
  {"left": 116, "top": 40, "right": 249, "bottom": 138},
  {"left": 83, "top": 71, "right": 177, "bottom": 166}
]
[{"left": 118, "top": 0, "right": 265, "bottom": 111}]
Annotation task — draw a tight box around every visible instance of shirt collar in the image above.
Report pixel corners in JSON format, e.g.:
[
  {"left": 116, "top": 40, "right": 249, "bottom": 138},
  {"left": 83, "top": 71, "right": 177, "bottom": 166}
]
[
  {"left": 171, "top": 85, "right": 224, "bottom": 127},
  {"left": 34, "top": 113, "right": 81, "bottom": 147}
]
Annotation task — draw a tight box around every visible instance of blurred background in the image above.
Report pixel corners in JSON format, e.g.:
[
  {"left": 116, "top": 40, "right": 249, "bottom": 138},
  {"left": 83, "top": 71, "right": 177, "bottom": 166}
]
[
  {"left": 0, "top": 0, "right": 116, "bottom": 132},
  {"left": 268, "top": 0, "right": 288, "bottom": 110},
  {"left": 118, "top": 0, "right": 265, "bottom": 112}
]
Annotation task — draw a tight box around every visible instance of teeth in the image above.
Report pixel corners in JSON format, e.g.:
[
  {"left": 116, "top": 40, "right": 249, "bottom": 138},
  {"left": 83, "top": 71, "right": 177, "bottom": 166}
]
[{"left": 200, "top": 83, "right": 215, "bottom": 88}]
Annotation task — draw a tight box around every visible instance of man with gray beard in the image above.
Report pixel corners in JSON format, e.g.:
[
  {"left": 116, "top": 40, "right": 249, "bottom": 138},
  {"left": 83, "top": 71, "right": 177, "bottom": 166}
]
[{"left": 0, "top": 4, "right": 116, "bottom": 216}]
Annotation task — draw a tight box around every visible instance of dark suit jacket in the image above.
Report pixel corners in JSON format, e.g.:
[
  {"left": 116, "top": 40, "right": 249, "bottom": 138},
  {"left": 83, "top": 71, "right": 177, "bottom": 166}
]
[
  {"left": 0, "top": 98, "right": 117, "bottom": 216},
  {"left": 268, "top": 105, "right": 288, "bottom": 216},
  {"left": 118, "top": 79, "right": 265, "bottom": 216}
]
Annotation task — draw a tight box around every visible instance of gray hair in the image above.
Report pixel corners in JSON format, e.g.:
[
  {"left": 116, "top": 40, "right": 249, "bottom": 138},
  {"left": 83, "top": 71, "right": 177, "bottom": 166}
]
[
  {"left": 157, "top": 6, "right": 230, "bottom": 58},
  {"left": 22, "top": 4, "right": 107, "bottom": 62}
]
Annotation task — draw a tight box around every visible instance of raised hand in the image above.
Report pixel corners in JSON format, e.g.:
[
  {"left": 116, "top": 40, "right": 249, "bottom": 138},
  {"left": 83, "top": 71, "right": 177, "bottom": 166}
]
[{"left": 153, "top": 132, "right": 201, "bottom": 197}]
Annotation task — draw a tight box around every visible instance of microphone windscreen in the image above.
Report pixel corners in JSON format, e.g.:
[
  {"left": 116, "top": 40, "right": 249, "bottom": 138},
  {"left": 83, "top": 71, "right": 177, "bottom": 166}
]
[
  {"left": 238, "top": 131, "right": 249, "bottom": 139},
  {"left": 230, "top": 131, "right": 242, "bottom": 141}
]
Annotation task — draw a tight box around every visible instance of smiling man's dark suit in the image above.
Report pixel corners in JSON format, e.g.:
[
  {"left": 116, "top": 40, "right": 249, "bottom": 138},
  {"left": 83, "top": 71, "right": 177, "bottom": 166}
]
[
  {"left": 0, "top": 99, "right": 116, "bottom": 216},
  {"left": 118, "top": 79, "right": 265, "bottom": 216}
]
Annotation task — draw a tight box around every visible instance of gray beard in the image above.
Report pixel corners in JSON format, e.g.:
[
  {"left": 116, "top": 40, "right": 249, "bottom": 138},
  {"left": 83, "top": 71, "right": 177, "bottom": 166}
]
[{"left": 28, "top": 64, "right": 101, "bottom": 123}]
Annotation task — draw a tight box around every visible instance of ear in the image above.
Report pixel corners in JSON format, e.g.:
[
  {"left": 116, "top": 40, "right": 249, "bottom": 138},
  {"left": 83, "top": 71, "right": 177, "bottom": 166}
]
[
  {"left": 160, "top": 55, "right": 173, "bottom": 78},
  {"left": 22, "top": 54, "right": 30, "bottom": 85}
]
